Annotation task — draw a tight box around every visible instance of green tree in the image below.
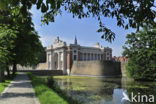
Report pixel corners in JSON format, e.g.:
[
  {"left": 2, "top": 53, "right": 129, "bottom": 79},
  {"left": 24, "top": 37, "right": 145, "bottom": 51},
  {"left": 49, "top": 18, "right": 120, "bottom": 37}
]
[
  {"left": 0, "top": 24, "right": 17, "bottom": 77},
  {"left": 10, "top": 11, "right": 43, "bottom": 74},
  {"left": 0, "top": 7, "right": 43, "bottom": 75},
  {"left": 122, "top": 24, "right": 156, "bottom": 81},
  {"left": 37, "top": 47, "right": 46, "bottom": 64},
  {"left": 0, "top": 0, "right": 155, "bottom": 42}
]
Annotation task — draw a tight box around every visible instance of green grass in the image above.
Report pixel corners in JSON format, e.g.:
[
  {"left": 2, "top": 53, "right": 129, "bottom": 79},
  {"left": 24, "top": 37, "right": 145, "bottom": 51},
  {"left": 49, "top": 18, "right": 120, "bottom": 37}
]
[
  {"left": 0, "top": 79, "right": 11, "bottom": 94},
  {"left": 0, "top": 73, "right": 17, "bottom": 94},
  {"left": 27, "top": 73, "right": 80, "bottom": 104}
]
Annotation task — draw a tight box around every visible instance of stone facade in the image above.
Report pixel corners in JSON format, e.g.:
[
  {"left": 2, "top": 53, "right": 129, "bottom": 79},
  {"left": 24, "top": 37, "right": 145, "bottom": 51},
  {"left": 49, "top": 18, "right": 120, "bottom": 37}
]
[{"left": 46, "top": 36, "right": 112, "bottom": 74}]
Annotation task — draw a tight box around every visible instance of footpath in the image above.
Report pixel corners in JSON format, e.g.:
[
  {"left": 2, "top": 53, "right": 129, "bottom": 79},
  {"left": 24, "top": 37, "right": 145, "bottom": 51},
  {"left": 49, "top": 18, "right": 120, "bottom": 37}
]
[{"left": 0, "top": 72, "right": 40, "bottom": 104}]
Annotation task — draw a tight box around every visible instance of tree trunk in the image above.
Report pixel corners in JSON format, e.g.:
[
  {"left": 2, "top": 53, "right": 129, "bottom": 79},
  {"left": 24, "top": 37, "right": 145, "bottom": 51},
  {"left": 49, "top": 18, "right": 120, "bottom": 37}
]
[
  {"left": 0, "top": 69, "right": 2, "bottom": 82},
  {"left": 0, "top": 69, "right": 5, "bottom": 82},
  {"left": 13, "top": 63, "right": 17, "bottom": 75},
  {"left": 6, "top": 66, "right": 10, "bottom": 77}
]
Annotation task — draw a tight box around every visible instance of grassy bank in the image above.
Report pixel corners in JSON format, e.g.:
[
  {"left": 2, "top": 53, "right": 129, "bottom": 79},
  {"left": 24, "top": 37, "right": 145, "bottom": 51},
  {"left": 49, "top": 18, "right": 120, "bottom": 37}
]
[
  {"left": 0, "top": 73, "right": 16, "bottom": 94},
  {"left": 53, "top": 75, "right": 94, "bottom": 79},
  {"left": 27, "top": 72, "right": 80, "bottom": 104}
]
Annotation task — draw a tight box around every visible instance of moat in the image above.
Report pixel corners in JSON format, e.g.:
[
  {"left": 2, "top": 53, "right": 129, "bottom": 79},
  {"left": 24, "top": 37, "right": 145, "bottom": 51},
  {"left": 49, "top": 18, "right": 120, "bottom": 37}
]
[{"left": 54, "top": 76, "right": 156, "bottom": 104}]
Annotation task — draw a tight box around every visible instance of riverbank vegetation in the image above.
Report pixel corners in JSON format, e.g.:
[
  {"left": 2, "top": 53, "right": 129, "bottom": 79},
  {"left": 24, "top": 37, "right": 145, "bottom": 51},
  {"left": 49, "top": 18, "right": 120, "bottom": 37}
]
[
  {"left": 123, "top": 24, "right": 156, "bottom": 81},
  {"left": 53, "top": 75, "right": 95, "bottom": 79},
  {"left": 27, "top": 72, "right": 80, "bottom": 104}
]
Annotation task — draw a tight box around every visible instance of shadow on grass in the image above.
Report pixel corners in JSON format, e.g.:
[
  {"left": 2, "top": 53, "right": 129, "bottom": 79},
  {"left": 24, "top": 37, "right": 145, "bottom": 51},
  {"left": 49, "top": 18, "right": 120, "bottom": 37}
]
[{"left": 27, "top": 72, "right": 81, "bottom": 104}]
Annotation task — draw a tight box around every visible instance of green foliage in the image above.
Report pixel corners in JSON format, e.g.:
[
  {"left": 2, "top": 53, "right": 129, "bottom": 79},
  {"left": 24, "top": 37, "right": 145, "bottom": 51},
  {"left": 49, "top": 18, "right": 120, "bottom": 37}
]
[
  {"left": 0, "top": 24, "right": 17, "bottom": 68},
  {"left": 1, "top": 0, "right": 155, "bottom": 42},
  {"left": 0, "top": 5, "right": 43, "bottom": 73},
  {"left": 37, "top": 47, "right": 46, "bottom": 64},
  {"left": 123, "top": 24, "right": 156, "bottom": 81},
  {"left": 13, "top": 28, "right": 43, "bottom": 66},
  {"left": 10, "top": 9, "right": 43, "bottom": 66}
]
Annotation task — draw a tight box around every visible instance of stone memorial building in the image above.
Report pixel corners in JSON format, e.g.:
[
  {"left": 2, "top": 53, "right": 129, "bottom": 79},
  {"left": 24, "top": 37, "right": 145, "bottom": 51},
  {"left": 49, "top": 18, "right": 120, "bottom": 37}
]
[{"left": 46, "top": 37, "right": 112, "bottom": 74}]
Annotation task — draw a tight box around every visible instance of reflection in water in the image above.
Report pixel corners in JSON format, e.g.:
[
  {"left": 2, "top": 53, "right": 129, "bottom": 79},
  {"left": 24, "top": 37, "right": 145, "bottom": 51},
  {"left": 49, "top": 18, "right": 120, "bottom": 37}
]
[{"left": 54, "top": 77, "right": 156, "bottom": 104}]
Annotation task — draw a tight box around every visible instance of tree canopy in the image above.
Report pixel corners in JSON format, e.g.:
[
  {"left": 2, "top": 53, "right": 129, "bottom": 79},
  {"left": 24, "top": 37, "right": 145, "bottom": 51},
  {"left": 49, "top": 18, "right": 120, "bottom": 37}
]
[
  {"left": 0, "top": 6, "right": 43, "bottom": 75},
  {"left": 37, "top": 47, "right": 46, "bottom": 64},
  {"left": 0, "top": 25, "right": 17, "bottom": 68},
  {"left": 122, "top": 24, "right": 156, "bottom": 81},
  {"left": 0, "top": 0, "right": 155, "bottom": 42}
]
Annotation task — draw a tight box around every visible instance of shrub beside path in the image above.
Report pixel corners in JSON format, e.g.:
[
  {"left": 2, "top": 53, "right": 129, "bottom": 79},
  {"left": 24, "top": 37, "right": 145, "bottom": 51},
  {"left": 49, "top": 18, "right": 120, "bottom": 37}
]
[{"left": 0, "top": 72, "right": 40, "bottom": 104}]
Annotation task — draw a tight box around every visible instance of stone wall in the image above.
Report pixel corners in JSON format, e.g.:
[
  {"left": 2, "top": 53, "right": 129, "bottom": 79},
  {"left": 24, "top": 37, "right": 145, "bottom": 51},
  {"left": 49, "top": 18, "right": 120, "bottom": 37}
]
[
  {"left": 71, "top": 61, "right": 121, "bottom": 77},
  {"left": 16, "top": 64, "right": 34, "bottom": 70},
  {"left": 14, "top": 63, "right": 47, "bottom": 70},
  {"left": 36, "top": 63, "right": 47, "bottom": 70},
  {"left": 121, "top": 62, "right": 128, "bottom": 77}
]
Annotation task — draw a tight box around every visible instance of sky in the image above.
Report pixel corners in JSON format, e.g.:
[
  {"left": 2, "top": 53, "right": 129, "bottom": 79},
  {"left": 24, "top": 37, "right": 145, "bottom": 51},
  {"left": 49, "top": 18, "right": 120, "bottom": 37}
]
[{"left": 30, "top": 6, "right": 136, "bottom": 57}]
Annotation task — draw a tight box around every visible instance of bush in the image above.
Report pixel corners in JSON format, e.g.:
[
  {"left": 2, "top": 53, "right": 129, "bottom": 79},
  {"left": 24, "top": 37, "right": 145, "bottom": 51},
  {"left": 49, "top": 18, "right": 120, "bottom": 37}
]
[{"left": 123, "top": 25, "right": 156, "bottom": 81}]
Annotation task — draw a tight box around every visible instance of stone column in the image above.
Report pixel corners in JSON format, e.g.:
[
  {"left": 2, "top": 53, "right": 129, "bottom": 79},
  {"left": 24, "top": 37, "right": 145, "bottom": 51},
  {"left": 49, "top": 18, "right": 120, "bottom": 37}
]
[
  {"left": 62, "top": 50, "right": 67, "bottom": 74},
  {"left": 46, "top": 52, "right": 49, "bottom": 69},
  {"left": 58, "top": 52, "right": 60, "bottom": 70},
  {"left": 46, "top": 53, "right": 49, "bottom": 69},
  {"left": 51, "top": 51, "right": 53, "bottom": 70}
]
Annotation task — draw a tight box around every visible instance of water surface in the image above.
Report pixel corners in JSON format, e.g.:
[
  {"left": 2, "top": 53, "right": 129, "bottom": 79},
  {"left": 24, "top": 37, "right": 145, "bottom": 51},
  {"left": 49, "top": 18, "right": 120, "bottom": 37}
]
[{"left": 54, "top": 76, "right": 156, "bottom": 104}]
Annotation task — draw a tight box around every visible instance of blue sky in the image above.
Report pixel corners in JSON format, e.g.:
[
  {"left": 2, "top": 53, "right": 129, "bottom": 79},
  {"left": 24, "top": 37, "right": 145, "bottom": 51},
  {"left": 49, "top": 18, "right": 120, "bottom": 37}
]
[{"left": 30, "top": 6, "right": 136, "bottom": 56}]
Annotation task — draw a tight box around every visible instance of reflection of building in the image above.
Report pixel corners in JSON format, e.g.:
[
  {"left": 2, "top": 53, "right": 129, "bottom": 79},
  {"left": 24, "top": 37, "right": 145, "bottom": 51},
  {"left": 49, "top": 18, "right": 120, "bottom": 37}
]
[{"left": 46, "top": 37, "right": 112, "bottom": 74}]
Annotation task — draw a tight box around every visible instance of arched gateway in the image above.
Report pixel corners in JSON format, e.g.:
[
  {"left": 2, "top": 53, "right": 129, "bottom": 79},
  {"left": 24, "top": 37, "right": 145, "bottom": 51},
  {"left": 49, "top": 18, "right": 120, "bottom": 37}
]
[{"left": 46, "top": 36, "right": 112, "bottom": 74}]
